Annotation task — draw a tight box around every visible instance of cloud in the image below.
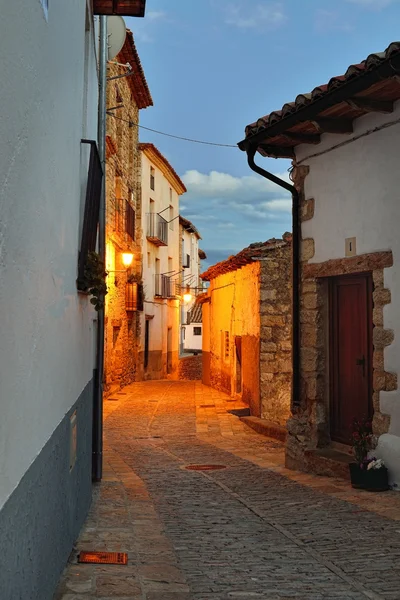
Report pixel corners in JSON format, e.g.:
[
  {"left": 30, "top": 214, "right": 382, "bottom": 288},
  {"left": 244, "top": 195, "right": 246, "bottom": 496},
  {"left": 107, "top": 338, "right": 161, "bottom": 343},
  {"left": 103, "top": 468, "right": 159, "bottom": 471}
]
[
  {"left": 146, "top": 10, "right": 167, "bottom": 20},
  {"left": 217, "top": 222, "right": 236, "bottom": 229},
  {"left": 224, "top": 2, "right": 286, "bottom": 30},
  {"left": 182, "top": 169, "right": 290, "bottom": 201},
  {"left": 314, "top": 10, "right": 353, "bottom": 33},
  {"left": 261, "top": 199, "right": 292, "bottom": 213},
  {"left": 345, "top": 0, "right": 397, "bottom": 8}
]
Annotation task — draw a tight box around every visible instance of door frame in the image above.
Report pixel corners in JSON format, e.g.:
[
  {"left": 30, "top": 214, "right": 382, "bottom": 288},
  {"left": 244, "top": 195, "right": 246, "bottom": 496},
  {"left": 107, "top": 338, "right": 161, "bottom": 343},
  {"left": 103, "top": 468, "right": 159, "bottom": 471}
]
[{"left": 328, "top": 272, "right": 373, "bottom": 444}]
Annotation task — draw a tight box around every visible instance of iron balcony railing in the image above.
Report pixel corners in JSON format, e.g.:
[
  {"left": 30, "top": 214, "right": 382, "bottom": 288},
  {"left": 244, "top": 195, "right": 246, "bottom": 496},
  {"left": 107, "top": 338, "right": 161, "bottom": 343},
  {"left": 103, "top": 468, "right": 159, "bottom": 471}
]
[
  {"left": 154, "top": 274, "right": 175, "bottom": 298},
  {"left": 146, "top": 213, "right": 168, "bottom": 246}
]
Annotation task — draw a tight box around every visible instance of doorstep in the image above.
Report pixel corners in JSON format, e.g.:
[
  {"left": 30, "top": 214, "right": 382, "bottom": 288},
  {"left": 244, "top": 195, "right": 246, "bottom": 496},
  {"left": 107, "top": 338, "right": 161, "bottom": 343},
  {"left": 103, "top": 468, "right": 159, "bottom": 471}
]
[
  {"left": 287, "top": 446, "right": 353, "bottom": 481},
  {"left": 240, "top": 416, "right": 287, "bottom": 442}
]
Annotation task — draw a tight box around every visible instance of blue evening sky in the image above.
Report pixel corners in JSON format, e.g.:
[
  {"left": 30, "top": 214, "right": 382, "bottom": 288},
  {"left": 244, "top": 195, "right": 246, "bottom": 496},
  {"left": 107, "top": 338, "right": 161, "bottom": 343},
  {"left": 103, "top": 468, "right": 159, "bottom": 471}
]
[{"left": 127, "top": 0, "right": 400, "bottom": 267}]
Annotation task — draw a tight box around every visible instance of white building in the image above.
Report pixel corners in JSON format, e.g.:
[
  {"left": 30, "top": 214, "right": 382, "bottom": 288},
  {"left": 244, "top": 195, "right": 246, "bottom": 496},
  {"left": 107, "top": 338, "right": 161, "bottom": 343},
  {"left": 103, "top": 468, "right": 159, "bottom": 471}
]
[
  {"left": 179, "top": 216, "right": 206, "bottom": 354},
  {"left": 183, "top": 304, "right": 203, "bottom": 352},
  {"left": 239, "top": 41, "right": 400, "bottom": 487},
  {"left": 0, "top": 1, "right": 146, "bottom": 597},
  {"left": 139, "top": 144, "right": 186, "bottom": 379}
]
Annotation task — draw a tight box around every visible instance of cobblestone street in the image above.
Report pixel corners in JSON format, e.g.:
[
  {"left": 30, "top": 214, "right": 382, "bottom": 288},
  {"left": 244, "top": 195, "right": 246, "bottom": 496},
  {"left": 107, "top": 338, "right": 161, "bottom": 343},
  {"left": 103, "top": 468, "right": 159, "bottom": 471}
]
[{"left": 55, "top": 381, "right": 400, "bottom": 600}]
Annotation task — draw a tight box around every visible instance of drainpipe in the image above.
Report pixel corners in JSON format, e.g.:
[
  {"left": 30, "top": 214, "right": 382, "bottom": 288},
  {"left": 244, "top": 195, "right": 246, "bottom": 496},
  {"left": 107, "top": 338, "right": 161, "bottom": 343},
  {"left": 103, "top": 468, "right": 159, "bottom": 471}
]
[
  {"left": 246, "top": 146, "right": 300, "bottom": 411},
  {"left": 92, "top": 15, "right": 107, "bottom": 481}
]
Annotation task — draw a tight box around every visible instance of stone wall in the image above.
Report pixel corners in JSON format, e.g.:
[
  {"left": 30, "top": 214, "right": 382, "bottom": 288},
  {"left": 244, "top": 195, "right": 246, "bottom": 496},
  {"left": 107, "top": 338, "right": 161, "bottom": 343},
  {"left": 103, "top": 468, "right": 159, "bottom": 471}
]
[
  {"left": 104, "top": 61, "right": 142, "bottom": 395},
  {"left": 178, "top": 354, "right": 203, "bottom": 381},
  {"left": 259, "top": 242, "right": 292, "bottom": 426},
  {"left": 286, "top": 165, "right": 396, "bottom": 473}
]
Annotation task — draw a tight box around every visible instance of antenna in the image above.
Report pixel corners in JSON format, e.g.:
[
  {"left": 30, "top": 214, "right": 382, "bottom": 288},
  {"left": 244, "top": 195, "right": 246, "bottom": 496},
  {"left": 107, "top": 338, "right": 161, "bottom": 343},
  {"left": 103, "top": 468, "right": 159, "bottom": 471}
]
[{"left": 106, "top": 16, "right": 127, "bottom": 61}]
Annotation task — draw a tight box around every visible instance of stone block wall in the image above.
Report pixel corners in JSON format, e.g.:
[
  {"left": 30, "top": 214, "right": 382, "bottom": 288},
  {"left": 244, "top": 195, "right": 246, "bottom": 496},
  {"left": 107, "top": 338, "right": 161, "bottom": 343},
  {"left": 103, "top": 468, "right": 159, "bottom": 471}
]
[
  {"left": 259, "top": 242, "right": 292, "bottom": 426},
  {"left": 104, "top": 61, "right": 142, "bottom": 394},
  {"left": 286, "top": 165, "right": 396, "bottom": 472},
  {"left": 178, "top": 354, "right": 202, "bottom": 381}
]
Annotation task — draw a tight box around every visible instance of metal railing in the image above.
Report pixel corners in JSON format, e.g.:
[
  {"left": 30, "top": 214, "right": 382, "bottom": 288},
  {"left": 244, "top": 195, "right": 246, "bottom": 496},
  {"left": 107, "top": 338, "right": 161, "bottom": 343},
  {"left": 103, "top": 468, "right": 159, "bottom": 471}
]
[
  {"left": 146, "top": 213, "right": 168, "bottom": 246},
  {"left": 154, "top": 274, "right": 174, "bottom": 298}
]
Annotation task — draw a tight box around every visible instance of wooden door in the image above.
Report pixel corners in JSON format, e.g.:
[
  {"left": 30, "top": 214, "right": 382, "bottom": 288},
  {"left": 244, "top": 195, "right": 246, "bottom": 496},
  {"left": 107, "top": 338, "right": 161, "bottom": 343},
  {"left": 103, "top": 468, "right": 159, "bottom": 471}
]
[{"left": 330, "top": 274, "right": 373, "bottom": 445}]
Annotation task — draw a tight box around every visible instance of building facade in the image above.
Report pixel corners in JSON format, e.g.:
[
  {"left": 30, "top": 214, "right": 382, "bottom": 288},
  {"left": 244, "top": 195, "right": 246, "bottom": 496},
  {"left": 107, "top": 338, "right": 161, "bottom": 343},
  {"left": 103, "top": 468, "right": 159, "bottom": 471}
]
[
  {"left": 201, "top": 237, "right": 292, "bottom": 425},
  {"left": 139, "top": 144, "right": 186, "bottom": 379},
  {"left": 104, "top": 31, "right": 152, "bottom": 395},
  {"left": 0, "top": 2, "right": 100, "bottom": 598},
  {"left": 179, "top": 216, "right": 205, "bottom": 354},
  {"left": 239, "top": 42, "right": 400, "bottom": 487}
]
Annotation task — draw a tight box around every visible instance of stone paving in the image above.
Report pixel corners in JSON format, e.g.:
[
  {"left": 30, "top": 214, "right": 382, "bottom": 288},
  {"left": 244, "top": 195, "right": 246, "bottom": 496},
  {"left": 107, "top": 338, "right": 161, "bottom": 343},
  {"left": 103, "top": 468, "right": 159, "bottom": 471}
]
[{"left": 54, "top": 381, "right": 400, "bottom": 600}]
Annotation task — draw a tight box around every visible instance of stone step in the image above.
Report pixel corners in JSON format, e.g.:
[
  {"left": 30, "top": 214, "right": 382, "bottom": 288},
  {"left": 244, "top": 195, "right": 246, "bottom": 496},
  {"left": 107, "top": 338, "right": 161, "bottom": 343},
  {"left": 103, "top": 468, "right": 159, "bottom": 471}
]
[
  {"left": 287, "top": 447, "right": 353, "bottom": 481},
  {"left": 240, "top": 416, "right": 287, "bottom": 442}
]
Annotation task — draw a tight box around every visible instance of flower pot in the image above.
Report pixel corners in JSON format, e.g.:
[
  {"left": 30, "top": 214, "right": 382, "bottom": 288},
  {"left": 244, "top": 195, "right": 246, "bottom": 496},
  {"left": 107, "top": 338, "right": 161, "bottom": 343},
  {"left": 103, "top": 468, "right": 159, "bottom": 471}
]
[{"left": 349, "top": 463, "right": 389, "bottom": 492}]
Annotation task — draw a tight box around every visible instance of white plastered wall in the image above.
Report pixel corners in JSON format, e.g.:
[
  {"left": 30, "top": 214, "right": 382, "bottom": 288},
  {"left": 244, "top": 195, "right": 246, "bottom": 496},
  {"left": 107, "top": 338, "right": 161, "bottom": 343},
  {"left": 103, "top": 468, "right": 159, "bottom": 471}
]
[
  {"left": 296, "top": 101, "right": 400, "bottom": 485},
  {"left": 0, "top": 1, "right": 99, "bottom": 508}
]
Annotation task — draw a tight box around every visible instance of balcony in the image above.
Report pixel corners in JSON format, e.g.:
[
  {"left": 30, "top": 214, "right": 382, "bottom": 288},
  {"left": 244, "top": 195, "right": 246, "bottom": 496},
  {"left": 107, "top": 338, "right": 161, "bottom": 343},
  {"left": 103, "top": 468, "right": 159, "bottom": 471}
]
[
  {"left": 154, "top": 274, "right": 175, "bottom": 299},
  {"left": 146, "top": 213, "right": 168, "bottom": 246}
]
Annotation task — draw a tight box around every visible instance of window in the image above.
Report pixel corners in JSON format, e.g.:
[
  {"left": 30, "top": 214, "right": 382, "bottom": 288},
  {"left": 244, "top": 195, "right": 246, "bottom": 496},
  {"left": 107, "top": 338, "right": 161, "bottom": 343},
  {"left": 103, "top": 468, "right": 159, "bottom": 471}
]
[
  {"left": 169, "top": 205, "right": 174, "bottom": 230},
  {"left": 150, "top": 166, "right": 155, "bottom": 190},
  {"left": 147, "top": 252, "right": 151, "bottom": 268},
  {"left": 115, "top": 197, "right": 124, "bottom": 232},
  {"left": 194, "top": 327, "right": 202, "bottom": 336},
  {"left": 77, "top": 141, "right": 103, "bottom": 290},
  {"left": 126, "top": 201, "right": 135, "bottom": 240}
]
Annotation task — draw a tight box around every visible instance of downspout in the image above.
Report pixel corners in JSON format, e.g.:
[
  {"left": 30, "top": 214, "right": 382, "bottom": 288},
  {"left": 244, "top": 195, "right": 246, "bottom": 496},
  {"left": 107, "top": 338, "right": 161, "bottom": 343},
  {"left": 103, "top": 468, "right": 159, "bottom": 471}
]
[
  {"left": 246, "top": 146, "right": 300, "bottom": 411},
  {"left": 92, "top": 15, "right": 107, "bottom": 481}
]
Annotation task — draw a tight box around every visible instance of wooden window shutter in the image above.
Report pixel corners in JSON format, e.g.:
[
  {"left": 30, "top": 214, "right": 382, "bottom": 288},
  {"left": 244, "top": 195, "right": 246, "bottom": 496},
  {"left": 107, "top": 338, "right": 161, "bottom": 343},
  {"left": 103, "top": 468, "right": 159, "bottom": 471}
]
[
  {"left": 78, "top": 141, "right": 103, "bottom": 290},
  {"left": 126, "top": 201, "right": 135, "bottom": 240}
]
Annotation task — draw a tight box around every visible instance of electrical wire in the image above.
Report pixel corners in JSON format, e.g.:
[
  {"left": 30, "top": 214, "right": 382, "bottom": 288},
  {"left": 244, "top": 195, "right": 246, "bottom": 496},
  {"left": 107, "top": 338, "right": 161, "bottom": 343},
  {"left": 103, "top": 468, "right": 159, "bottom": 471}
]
[{"left": 106, "top": 112, "right": 238, "bottom": 148}]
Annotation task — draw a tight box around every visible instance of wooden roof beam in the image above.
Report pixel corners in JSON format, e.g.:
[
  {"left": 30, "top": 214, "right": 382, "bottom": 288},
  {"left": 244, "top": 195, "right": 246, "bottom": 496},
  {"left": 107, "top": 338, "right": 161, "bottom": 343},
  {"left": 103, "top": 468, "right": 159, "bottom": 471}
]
[
  {"left": 258, "top": 144, "right": 295, "bottom": 159},
  {"left": 346, "top": 97, "right": 394, "bottom": 113},
  {"left": 282, "top": 132, "right": 321, "bottom": 145},
  {"left": 311, "top": 118, "right": 353, "bottom": 134}
]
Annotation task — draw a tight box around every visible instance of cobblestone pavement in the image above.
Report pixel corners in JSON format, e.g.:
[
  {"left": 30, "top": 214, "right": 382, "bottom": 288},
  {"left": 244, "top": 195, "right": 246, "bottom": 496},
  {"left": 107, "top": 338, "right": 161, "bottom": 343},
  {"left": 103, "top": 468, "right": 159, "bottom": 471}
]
[{"left": 55, "top": 381, "right": 400, "bottom": 600}]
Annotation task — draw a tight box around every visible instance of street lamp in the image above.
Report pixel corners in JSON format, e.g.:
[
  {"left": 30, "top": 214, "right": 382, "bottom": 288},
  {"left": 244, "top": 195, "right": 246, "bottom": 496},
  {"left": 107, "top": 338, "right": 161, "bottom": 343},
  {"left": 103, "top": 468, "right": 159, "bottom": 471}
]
[
  {"left": 122, "top": 252, "right": 134, "bottom": 267},
  {"left": 183, "top": 285, "right": 192, "bottom": 303}
]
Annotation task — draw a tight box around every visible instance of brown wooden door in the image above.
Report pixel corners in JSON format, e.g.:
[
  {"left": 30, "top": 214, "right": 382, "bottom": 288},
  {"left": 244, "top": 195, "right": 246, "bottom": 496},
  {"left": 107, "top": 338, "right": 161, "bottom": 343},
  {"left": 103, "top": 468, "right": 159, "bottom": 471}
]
[{"left": 330, "top": 274, "right": 373, "bottom": 444}]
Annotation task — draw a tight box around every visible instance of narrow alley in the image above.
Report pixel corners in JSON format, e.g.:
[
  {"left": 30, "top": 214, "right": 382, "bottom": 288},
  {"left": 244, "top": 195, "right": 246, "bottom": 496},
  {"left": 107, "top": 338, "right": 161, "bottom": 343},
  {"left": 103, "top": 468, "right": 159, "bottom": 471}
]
[{"left": 55, "top": 381, "right": 400, "bottom": 600}]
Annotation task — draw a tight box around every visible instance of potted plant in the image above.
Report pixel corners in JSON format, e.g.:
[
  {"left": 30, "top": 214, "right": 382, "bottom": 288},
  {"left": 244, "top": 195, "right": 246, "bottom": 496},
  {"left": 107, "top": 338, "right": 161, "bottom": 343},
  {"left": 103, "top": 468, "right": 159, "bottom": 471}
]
[
  {"left": 79, "top": 251, "right": 108, "bottom": 311},
  {"left": 349, "top": 417, "right": 389, "bottom": 491}
]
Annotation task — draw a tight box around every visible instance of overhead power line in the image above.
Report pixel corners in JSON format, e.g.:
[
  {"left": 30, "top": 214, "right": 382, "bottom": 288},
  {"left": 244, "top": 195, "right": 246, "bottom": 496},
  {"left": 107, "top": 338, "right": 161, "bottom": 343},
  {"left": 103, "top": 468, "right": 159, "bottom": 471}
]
[{"left": 106, "top": 112, "right": 238, "bottom": 148}]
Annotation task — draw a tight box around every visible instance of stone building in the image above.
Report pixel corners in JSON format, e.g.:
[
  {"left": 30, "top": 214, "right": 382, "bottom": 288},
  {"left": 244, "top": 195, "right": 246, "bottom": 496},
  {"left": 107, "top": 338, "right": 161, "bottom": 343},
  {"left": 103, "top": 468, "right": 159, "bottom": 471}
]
[
  {"left": 200, "top": 235, "right": 292, "bottom": 427},
  {"left": 239, "top": 41, "right": 400, "bottom": 486},
  {"left": 104, "top": 31, "right": 152, "bottom": 394},
  {"left": 139, "top": 144, "right": 186, "bottom": 379}
]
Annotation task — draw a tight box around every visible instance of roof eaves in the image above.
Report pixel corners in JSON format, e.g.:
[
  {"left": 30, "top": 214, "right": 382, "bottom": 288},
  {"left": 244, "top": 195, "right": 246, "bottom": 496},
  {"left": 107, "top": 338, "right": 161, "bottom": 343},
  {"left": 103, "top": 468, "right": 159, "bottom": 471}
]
[{"left": 239, "top": 42, "right": 400, "bottom": 154}]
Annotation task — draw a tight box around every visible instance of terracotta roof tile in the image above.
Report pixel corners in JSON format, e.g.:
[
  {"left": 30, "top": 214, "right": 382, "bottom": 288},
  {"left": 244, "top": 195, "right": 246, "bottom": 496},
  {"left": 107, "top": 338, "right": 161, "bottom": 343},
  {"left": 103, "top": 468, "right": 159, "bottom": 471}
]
[
  {"left": 118, "top": 30, "right": 153, "bottom": 110},
  {"left": 240, "top": 41, "right": 400, "bottom": 153},
  {"left": 188, "top": 304, "right": 202, "bottom": 324},
  {"left": 179, "top": 215, "right": 201, "bottom": 239},
  {"left": 201, "top": 232, "right": 292, "bottom": 281},
  {"left": 139, "top": 143, "right": 186, "bottom": 194}
]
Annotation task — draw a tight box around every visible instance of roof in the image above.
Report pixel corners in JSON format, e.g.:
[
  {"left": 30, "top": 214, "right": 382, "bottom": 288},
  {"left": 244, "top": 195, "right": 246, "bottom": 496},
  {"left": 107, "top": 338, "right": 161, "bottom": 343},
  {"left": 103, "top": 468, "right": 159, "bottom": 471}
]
[
  {"left": 117, "top": 30, "right": 153, "bottom": 110},
  {"left": 139, "top": 143, "right": 186, "bottom": 194},
  {"left": 188, "top": 304, "right": 202, "bottom": 324},
  {"left": 239, "top": 42, "right": 400, "bottom": 158},
  {"left": 179, "top": 216, "right": 202, "bottom": 239},
  {"left": 198, "top": 248, "right": 207, "bottom": 260},
  {"left": 201, "top": 233, "right": 292, "bottom": 281},
  {"left": 93, "top": 0, "right": 146, "bottom": 16}
]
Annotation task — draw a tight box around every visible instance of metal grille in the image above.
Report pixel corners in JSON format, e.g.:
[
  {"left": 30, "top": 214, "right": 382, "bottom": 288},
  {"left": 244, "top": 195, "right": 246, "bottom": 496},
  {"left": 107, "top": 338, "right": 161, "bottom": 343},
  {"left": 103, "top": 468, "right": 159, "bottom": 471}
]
[{"left": 78, "top": 551, "right": 128, "bottom": 565}]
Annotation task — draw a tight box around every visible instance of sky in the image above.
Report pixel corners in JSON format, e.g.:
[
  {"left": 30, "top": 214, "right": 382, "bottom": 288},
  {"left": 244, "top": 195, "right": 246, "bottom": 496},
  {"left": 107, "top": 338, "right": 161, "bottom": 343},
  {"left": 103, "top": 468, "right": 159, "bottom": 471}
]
[{"left": 127, "top": 0, "right": 400, "bottom": 268}]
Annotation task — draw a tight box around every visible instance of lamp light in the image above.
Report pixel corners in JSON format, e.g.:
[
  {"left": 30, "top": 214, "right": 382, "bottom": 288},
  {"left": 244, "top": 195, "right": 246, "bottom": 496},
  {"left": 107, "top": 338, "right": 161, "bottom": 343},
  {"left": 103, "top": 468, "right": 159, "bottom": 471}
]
[
  {"left": 183, "top": 284, "right": 192, "bottom": 303},
  {"left": 122, "top": 252, "right": 134, "bottom": 267}
]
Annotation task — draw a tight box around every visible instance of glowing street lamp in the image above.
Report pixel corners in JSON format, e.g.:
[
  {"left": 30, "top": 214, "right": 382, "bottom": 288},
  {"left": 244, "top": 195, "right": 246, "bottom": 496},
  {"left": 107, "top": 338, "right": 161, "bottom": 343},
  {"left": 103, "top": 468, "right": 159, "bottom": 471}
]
[
  {"left": 183, "top": 285, "right": 192, "bottom": 303},
  {"left": 122, "top": 252, "right": 134, "bottom": 267}
]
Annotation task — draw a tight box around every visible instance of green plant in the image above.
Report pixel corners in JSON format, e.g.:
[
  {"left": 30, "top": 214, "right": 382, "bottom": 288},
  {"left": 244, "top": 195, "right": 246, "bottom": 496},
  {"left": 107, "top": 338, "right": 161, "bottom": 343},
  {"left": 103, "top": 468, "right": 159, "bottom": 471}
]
[
  {"left": 351, "top": 416, "right": 375, "bottom": 464},
  {"left": 82, "top": 251, "right": 108, "bottom": 311}
]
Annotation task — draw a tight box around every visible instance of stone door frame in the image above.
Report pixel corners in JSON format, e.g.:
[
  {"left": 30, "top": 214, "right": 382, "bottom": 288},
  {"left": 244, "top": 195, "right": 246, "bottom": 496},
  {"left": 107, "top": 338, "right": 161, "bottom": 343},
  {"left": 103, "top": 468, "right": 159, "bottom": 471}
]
[{"left": 300, "top": 251, "right": 395, "bottom": 450}]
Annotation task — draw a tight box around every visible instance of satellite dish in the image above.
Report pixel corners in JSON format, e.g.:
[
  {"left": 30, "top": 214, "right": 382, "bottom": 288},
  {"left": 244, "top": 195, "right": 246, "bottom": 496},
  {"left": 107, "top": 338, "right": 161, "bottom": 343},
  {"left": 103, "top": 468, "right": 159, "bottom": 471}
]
[{"left": 107, "top": 16, "right": 127, "bottom": 61}]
